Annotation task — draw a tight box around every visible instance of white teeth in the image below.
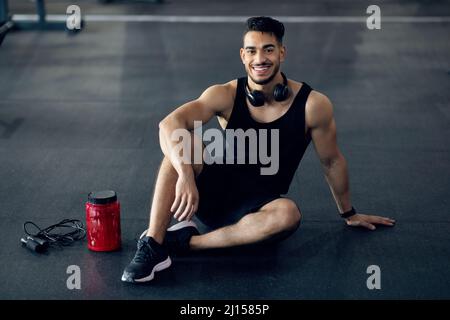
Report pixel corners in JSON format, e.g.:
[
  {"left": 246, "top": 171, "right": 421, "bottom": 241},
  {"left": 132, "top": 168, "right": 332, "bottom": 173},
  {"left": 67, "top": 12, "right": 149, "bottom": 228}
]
[{"left": 253, "top": 66, "right": 270, "bottom": 71}]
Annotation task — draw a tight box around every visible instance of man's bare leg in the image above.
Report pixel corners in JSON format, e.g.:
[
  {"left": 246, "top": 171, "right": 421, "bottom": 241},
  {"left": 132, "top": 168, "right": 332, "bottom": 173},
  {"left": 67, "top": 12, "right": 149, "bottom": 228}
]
[
  {"left": 189, "top": 198, "right": 301, "bottom": 250},
  {"left": 143, "top": 157, "right": 178, "bottom": 244}
]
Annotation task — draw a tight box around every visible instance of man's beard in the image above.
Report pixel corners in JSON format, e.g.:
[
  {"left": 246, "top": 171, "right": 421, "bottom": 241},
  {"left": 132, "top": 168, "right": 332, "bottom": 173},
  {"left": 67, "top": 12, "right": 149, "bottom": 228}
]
[{"left": 248, "top": 63, "right": 280, "bottom": 85}]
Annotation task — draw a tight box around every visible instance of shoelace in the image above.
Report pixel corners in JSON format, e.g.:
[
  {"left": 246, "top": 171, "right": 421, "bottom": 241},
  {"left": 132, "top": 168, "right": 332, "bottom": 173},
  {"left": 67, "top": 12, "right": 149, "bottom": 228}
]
[{"left": 133, "top": 240, "right": 156, "bottom": 263}]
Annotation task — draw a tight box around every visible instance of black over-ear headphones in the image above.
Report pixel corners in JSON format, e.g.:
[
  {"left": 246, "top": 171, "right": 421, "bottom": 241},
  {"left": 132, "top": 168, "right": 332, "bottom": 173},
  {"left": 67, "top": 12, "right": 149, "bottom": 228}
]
[{"left": 245, "top": 72, "right": 289, "bottom": 107}]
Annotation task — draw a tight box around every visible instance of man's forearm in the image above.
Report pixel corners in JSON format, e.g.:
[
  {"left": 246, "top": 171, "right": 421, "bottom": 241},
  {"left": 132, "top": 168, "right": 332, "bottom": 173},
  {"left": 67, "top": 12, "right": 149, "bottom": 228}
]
[
  {"left": 159, "top": 120, "right": 194, "bottom": 179},
  {"left": 323, "top": 153, "right": 352, "bottom": 213}
]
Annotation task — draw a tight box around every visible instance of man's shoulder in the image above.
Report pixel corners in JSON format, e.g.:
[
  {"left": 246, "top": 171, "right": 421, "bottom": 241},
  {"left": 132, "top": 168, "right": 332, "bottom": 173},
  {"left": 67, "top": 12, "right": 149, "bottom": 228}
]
[
  {"left": 206, "top": 80, "right": 237, "bottom": 95},
  {"left": 223, "top": 79, "right": 238, "bottom": 92},
  {"left": 199, "top": 80, "right": 237, "bottom": 113},
  {"left": 305, "top": 88, "right": 334, "bottom": 129},
  {"left": 307, "top": 89, "right": 331, "bottom": 106}
]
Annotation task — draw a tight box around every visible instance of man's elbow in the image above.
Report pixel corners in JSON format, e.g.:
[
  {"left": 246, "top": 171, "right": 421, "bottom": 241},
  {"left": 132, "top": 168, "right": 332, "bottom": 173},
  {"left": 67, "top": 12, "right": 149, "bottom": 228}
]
[
  {"left": 158, "top": 117, "right": 174, "bottom": 148},
  {"left": 159, "top": 113, "right": 181, "bottom": 131},
  {"left": 158, "top": 119, "right": 168, "bottom": 131},
  {"left": 159, "top": 113, "right": 174, "bottom": 130},
  {"left": 161, "top": 108, "right": 192, "bottom": 129}
]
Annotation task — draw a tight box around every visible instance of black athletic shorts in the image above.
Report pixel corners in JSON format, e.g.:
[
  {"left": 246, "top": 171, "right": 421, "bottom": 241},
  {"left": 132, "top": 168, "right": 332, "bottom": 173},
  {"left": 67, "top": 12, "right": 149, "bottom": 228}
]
[{"left": 194, "top": 162, "right": 282, "bottom": 229}]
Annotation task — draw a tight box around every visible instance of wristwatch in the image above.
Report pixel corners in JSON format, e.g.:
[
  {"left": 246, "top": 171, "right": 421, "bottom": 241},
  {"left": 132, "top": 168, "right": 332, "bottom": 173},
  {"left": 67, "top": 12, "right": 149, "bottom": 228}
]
[{"left": 340, "top": 206, "right": 356, "bottom": 218}]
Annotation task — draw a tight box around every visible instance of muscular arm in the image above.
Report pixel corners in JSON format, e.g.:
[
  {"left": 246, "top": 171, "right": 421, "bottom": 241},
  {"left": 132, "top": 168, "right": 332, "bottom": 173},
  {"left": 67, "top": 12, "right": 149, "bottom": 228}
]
[
  {"left": 306, "top": 92, "right": 395, "bottom": 229},
  {"left": 306, "top": 92, "right": 352, "bottom": 213},
  {"left": 159, "top": 83, "right": 234, "bottom": 178}
]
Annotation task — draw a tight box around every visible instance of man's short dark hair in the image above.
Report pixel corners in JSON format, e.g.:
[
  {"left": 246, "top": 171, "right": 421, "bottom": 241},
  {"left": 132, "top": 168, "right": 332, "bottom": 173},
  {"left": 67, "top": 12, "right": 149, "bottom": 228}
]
[{"left": 244, "top": 16, "right": 285, "bottom": 44}]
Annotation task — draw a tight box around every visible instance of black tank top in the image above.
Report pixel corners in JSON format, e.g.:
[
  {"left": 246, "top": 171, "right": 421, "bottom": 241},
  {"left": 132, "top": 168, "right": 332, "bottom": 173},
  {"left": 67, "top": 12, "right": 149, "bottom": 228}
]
[{"left": 220, "top": 77, "right": 313, "bottom": 196}]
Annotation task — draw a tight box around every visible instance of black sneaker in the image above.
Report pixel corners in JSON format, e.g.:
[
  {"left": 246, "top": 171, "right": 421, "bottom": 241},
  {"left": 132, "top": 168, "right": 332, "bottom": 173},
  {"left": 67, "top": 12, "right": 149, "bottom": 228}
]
[
  {"left": 140, "top": 221, "right": 200, "bottom": 255},
  {"left": 121, "top": 236, "right": 171, "bottom": 283}
]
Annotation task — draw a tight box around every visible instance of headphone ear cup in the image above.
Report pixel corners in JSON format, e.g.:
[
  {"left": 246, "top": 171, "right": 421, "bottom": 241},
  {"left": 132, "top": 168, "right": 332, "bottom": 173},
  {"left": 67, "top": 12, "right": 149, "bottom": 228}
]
[
  {"left": 247, "top": 90, "right": 265, "bottom": 107},
  {"left": 273, "top": 83, "right": 289, "bottom": 102}
]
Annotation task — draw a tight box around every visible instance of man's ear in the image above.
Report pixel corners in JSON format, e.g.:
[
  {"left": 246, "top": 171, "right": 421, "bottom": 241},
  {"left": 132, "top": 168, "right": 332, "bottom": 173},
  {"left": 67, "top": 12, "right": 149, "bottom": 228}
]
[
  {"left": 240, "top": 48, "right": 245, "bottom": 64},
  {"left": 280, "top": 45, "right": 286, "bottom": 62}
]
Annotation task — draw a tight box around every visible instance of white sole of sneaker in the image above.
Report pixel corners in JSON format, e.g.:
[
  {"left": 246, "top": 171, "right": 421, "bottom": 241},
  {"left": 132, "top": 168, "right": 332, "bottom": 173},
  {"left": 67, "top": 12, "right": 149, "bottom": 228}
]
[
  {"left": 168, "top": 220, "right": 198, "bottom": 232},
  {"left": 121, "top": 256, "right": 172, "bottom": 283},
  {"left": 139, "top": 220, "right": 198, "bottom": 239}
]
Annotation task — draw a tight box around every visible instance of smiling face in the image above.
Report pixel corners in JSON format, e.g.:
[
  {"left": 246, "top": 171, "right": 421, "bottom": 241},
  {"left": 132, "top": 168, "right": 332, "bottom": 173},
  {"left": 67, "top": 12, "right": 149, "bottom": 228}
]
[{"left": 240, "top": 31, "right": 286, "bottom": 86}]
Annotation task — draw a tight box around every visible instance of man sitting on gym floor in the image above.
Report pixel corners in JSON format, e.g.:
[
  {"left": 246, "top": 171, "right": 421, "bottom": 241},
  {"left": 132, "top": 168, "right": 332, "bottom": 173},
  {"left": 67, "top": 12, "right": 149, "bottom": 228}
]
[{"left": 121, "top": 16, "right": 395, "bottom": 283}]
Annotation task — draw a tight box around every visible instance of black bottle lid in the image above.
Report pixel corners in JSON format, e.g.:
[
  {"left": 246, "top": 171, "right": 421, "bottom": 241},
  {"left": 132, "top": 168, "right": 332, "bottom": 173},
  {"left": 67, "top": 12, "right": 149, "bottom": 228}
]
[{"left": 88, "top": 190, "right": 117, "bottom": 205}]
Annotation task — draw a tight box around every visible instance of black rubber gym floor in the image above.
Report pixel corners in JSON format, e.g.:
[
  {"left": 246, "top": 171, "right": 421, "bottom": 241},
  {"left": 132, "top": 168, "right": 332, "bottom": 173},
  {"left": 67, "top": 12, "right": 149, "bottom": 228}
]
[{"left": 0, "top": 0, "right": 449, "bottom": 299}]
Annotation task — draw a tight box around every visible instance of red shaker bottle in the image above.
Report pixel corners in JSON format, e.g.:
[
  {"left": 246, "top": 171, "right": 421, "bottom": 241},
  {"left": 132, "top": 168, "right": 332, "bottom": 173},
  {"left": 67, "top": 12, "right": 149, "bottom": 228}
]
[{"left": 85, "top": 190, "right": 121, "bottom": 251}]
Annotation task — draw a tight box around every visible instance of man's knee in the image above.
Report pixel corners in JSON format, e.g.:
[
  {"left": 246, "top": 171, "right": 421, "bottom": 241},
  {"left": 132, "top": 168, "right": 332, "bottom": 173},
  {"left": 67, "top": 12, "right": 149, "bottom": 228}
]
[{"left": 270, "top": 199, "right": 302, "bottom": 231}]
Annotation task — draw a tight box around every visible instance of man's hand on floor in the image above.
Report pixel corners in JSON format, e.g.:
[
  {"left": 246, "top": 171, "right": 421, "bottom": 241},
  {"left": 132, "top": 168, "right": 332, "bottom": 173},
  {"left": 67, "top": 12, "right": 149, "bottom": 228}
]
[{"left": 345, "top": 213, "right": 396, "bottom": 230}]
